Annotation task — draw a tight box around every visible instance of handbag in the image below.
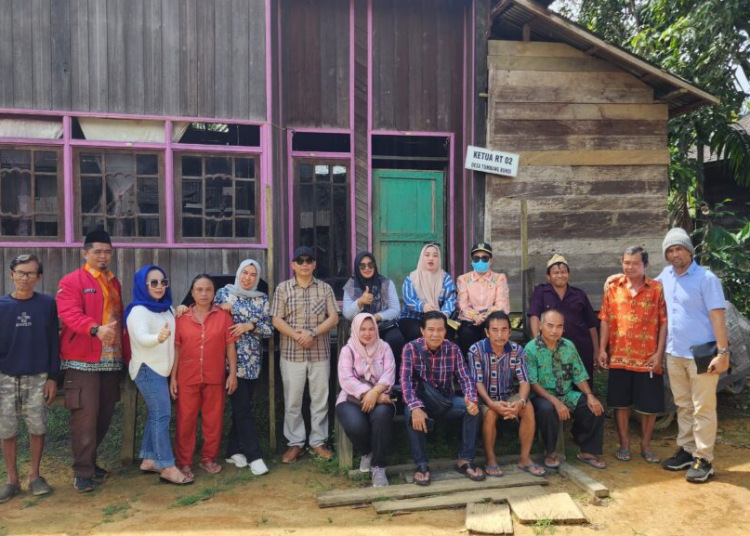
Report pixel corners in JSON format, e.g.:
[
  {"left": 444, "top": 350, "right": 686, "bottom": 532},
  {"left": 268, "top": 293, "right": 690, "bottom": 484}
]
[
  {"left": 689, "top": 341, "right": 717, "bottom": 374},
  {"left": 417, "top": 346, "right": 453, "bottom": 411},
  {"left": 377, "top": 319, "right": 398, "bottom": 333}
]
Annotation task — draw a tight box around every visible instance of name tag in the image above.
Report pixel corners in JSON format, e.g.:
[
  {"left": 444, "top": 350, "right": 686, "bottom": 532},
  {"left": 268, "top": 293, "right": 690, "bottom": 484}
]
[{"left": 83, "top": 288, "right": 98, "bottom": 294}]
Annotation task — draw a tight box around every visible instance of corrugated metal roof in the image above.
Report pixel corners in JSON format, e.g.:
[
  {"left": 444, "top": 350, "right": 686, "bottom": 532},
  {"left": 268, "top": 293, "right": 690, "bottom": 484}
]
[{"left": 490, "top": 0, "right": 720, "bottom": 118}]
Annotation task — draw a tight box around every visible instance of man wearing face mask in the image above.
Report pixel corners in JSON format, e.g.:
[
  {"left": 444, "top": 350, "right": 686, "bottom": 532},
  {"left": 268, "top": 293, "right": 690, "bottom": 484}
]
[{"left": 456, "top": 242, "right": 510, "bottom": 357}]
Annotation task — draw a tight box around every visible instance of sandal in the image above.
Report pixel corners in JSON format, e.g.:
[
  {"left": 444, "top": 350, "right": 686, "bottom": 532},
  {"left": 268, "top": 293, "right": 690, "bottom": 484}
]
[
  {"left": 485, "top": 464, "right": 504, "bottom": 477},
  {"left": 199, "top": 460, "right": 222, "bottom": 475},
  {"left": 517, "top": 463, "right": 546, "bottom": 477},
  {"left": 543, "top": 454, "right": 560, "bottom": 470},
  {"left": 413, "top": 464, "right": 431, "bottom": 486},
  {"left": 577, "top": 453, "right": 606, "bottom": 470},
  {"left": 140, "top": 460, "right": 159, "bottom": 474},
  {"left": 180, "top": 466, "right": 195, "bottom": 480},
  {"left": 160, "top": 472, "right": 194, "bottom": 486},
  {"left": 616, "top": 449, "right": 631, "bottom": 462},
  {"left": 456, "top": 462, "right": 486, "bottom": 482},
  {"left": 641, "top": 451, "right": 661, "bottom": 464}
]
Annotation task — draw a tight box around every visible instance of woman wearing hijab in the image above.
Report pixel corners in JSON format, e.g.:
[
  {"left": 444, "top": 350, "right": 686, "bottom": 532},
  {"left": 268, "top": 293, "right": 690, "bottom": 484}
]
[
  {"left": 125, "top": 265, "right": 192, "bottom": 485},
  {"left": 214, "top": 260, "right": 272, "bottom": 476},
  {"left": 399, "top": 243, "right": 457, "bottom": 342},
  {"left": 343, "top": 252, "right": 405, "bottom": 366},
  {"left": 336, "top": 313, "right": 396, "bottom": 487}
]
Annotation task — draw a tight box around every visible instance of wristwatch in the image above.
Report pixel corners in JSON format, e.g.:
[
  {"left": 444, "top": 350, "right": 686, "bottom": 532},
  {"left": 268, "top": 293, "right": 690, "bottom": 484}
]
[
  {"left": 90, "top": 325, "right": 100, "bottom": 337},
  {"left": 309, "top": 329, "right": 317, "bottom": 339},
  {"left": 519, "top": 398, "right": 527, "bottom": 408},
  {"left": 717, "top": 348, "right": 731, "bottom": 356}
]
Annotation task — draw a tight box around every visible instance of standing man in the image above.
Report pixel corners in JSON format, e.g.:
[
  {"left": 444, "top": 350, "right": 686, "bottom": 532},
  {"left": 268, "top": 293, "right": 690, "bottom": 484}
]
[
  {"left": 599, "top": 246, "right": 667, "bottom": 464},
  {"left": 401, "top": 311, "right": 484, "bottom": 485},
  {"left": 528, "top": 255, "right": 599, "bottom": 383},
  {"left": 271, "top": 246, "right": 339, "bottom": 463},
  {"left": 658, "top": 228, "right": 729, "bottom": 483},
  {"left": 470, "top": 311, "right": 544, "bottom": 477},
  {"left": 0, "top": 254, "right": 59, "bottom": 503},
  {"left": 456, "top": 242, "right": 510, "bottom": 356},
  {"left": 57, "top": 231, "right": 124, "bottom": 492},
  {"left": 526, "top": 309, "right": 606, "bottom": 470}
]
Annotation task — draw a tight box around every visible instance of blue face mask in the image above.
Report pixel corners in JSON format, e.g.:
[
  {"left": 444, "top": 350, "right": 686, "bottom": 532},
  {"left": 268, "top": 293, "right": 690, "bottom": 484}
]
[{"left": 472, "top": 259, "right": 490, "bottom": 274}]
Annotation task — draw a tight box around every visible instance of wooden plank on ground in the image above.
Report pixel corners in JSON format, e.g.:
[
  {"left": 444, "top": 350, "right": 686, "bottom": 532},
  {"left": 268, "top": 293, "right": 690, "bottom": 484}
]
[
  {"left": 558, "top": 462, "right": 609, "bottom": 498},
  {"left": 466, "top": 502, "right": 514, "bottom": 535},
  {"left": 373, "top": 485, "right": 546, "bottom": 514},
  {"left": 318, "top": 472, "right": 548, "bottom": 508},
  {"left": 508, "top": 492, "right": 587, "bottom": 524}
]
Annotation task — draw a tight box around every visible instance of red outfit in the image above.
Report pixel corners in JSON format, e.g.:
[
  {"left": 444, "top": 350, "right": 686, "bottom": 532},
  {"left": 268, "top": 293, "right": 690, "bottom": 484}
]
[{"left": 174, "top": 306, "right": 235, "bottom": 466}]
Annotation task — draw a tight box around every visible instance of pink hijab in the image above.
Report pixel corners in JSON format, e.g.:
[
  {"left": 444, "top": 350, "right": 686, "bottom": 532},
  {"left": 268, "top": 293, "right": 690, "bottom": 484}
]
[
  {"left": 410, "top": 243, "right": 445, "bottom": 309},
  {"left": 347, "top": 313, "right": 389, "bottom": 382}
]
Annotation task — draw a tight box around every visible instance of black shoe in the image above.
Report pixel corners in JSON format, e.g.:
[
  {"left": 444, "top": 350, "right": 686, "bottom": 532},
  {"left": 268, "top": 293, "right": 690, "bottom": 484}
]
[
  {"left": 93, "top": 465, "right": 109, "bottom": 480},
  {"left": 661, "top": 448, "right": 693, "bottom": 471},
  {"left": 686, "top": 458, "right": 714, "bottom": 483},
  {"left": 74, "top": 477, "right": 95, "bottom": 493}
]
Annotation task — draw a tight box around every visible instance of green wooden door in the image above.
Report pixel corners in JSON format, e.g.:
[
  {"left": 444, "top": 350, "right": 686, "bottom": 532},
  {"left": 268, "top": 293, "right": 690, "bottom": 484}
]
[{"left": 373, "top": 169, "right": 444, "bottom": 298}]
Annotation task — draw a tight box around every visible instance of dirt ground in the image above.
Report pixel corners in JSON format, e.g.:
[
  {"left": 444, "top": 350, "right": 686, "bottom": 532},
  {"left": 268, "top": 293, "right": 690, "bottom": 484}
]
[{"left": 2, "top": 404, "right": 750, "bottom": 536}]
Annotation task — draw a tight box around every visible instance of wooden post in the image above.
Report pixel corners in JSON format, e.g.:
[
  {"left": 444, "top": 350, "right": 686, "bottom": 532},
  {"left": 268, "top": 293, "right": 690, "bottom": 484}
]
[
  {"left": 521, "top": 200, "right": 535, "bottom": 340},
  {"left": 120, "top": 377, "right": 138, "bottom": 463},
  {"left": 266, "top": 184, "right": 277, "bottom": 453},
  {"left": 336, "top": 319, "right": 354, "bottom": 470}
]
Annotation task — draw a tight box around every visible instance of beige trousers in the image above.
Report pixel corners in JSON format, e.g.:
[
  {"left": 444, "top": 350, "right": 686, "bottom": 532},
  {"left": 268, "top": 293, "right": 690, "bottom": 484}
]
[{"left": 666, "top": 354, "right": 719, "bottom": 462}]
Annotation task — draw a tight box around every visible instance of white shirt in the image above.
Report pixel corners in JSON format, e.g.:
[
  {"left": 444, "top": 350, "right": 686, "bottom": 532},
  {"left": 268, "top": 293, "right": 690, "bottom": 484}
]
[{"left": 127, "top": 306, "right": 176, "bottom": 379}]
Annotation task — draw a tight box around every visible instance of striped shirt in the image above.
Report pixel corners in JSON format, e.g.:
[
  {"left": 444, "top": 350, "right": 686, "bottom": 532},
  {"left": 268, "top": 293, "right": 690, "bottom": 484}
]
[
  {"left": 469, "top": 338, "right": 528, "bottom": 402},
  {"left": 400, "top": 272, "right": 456, "bottom": 320},
  {"left": 270, "top": 277, "right": 340, "bottom": 362},
  {"left": 400, "top": 338, "right": 477, "bottom": 411}
]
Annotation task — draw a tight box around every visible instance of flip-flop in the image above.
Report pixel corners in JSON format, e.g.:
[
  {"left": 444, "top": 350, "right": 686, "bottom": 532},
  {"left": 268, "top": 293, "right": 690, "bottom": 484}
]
[
  {"left": 543, "top": 456, "right": 561, "bottom": 470},
  {"left": 485, "top": 464, "right": 504, "bottom": 477},
  {"left": 160, "top": 474, "right": 194, "bottom": 486},
  {"left": 199, "top": 460, "right": 222, "bottom": 475},
  {"left": 577, "top": 453, "right": 606, "bottom": 470},
  {"left": 413, "top": 464, "right": 431, "bottom": 486},
  {"left": 517, "top": 463, "right": 546, "bottom": 477},
  {"left": 180, "top": 466, "right": 195, "bottom": 480},
  {"left": 616, "top": 449, "right": 631, "bottom": 462},
  {"left": 456, "top": 462, "right": 486, "bottom": 482},
  {"left": 641, "top": 451, "right": 661, "bottom": 464}
]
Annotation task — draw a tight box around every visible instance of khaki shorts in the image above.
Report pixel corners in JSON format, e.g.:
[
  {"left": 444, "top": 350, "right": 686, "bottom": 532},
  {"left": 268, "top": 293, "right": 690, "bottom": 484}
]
[
  {"left": 0, "top": 372, "right": 49, "bottom": 439},
  {"left": 480, "top": 393, "right": 522, "bottom": 416}
]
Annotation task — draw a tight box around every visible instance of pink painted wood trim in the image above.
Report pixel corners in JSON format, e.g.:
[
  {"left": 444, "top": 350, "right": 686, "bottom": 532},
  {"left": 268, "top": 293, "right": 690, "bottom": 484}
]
[
  {"left": 349, "top": 0, "right": 356, "bottom": 260},
  {"left": 291, "top": 151, "right": 351, "bottom": 159},
  {"left": 0, "top": 107, "right": 265, "bottom": 126},
  {"left": 0, "top": 241, "right": 268, "bottom": 249},
  {"left": 371, "top": 129, "right": 456, "bottom": 137},
  {"left": 164, "top": 120, "right": 175, "bottom": 244},
  {"left": 367, "top": 0, "right": 373, "bottom": 251},
  {"left": 63, "top": 116, "right": 74, "bottom": 243},
  {"left": 462, "top": 6, "right": 468, "bottom": 270},
  {"left": 0, "top": 137, "right": 64, "bottom": 146},
  {"left": 286, "top": 129, "right": 294, "bottom": 264},
  {"left": 70, "top": 140, "right": 166, "bottom": 150},
  {"left": 286, "top": 126, "right": 352, "bottom": 134},
  {"left": 265, "top": 0, "right": 273, "bottom": 125},
  {"left": 258, "top": 123, "right": 270, "bottom": 248},
  {"left": 448, "top": 132, "right": 455, "bottom": 277},
  {"left": 171, "top": 143, "right": 262, "bottom": 154}
]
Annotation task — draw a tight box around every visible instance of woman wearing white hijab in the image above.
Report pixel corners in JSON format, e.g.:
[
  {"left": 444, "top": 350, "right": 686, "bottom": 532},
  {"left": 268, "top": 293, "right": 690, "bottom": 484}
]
[
  {"left": 399, "top": 243, "right": 457, "bottom": 342},
  {"left": 214, "top": 260, "right": 272, "bottom": 475},
  {"left": 336, "top": 313, "right": 396, "bottom": 487}
]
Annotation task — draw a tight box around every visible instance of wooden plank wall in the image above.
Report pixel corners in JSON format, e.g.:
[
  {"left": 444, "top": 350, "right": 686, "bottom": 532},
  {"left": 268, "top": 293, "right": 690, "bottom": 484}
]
[
  {"left": 0, "top": 248, "right": 267, "bottom": 308},
  {"left": 0, "top": 0, "right": 267, "bottom": 121},
  {"left": 485, "top": 41, "right": 670, "bottom": 310},
  {"left": 281, "top": 0, "right": 350, "bottom": 128}
]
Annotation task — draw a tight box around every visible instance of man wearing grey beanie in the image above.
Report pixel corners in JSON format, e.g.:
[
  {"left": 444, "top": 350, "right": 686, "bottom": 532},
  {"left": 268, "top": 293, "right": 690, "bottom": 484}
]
[{"left": 657, "top": 227, "right": 729, "bottom": 483}]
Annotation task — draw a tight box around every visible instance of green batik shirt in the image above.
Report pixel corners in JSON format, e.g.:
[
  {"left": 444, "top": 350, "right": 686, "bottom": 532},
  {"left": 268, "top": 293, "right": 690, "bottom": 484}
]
[{"left": 524, "top": 336, "right": 589, "bottom": 411}]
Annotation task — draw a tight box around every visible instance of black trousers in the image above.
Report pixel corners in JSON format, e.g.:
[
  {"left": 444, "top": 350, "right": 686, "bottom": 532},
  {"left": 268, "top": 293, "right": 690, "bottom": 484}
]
[
  {"left": 226, "top": 378, "right": 263, "bottom": 462},
  {"left": 532, "top": 394, "right": 604, "bottom": 456},
  {"left": 380, "top": 326, "right": 406, "bottom": 374},
  {"left": 457, "top": 322, "right": 486, "bottom": 357},
  {"left": 335, "top": 401, "right": 395, "bottom": 468}
]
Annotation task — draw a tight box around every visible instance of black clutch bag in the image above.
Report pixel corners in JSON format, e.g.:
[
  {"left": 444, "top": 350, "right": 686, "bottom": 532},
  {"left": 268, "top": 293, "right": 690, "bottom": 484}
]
[{"left": 689, "top": 341, "right": 717, "bottom": 374}]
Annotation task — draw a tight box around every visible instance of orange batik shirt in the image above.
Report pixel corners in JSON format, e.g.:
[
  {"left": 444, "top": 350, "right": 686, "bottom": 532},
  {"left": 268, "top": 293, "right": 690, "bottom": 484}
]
[{"left": 599, "top": 275, "right": 667, "bottom": 373}]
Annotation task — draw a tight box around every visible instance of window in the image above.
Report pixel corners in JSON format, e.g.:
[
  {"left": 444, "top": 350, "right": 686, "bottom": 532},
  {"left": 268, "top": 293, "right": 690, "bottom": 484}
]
[
  {"left": 0, "top": 147, "right": 62, "bottom": 239},
  {"left": 295, "top": 161, "right": 350, "bottom": 296},
  {"left": 176, "top": 154, "right": 259, "bottom": 241},
  {"left": 76, "top": 150, "right": 163, "bottom": 240}
]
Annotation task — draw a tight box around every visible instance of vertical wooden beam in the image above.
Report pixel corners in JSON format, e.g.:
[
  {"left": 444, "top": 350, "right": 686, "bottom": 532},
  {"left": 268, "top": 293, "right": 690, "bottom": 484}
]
[
  {"left": 266, "top": 183, "right": 277, "bottom": 452},
  {"left": 522, "top": 23, "right": 531, "bottom": 42},
  {"left": 521, "top": 200, "right": 535, "bottom": 340},
  {"left": 120, "top": 376, "right": 138, "bottom": 463}
]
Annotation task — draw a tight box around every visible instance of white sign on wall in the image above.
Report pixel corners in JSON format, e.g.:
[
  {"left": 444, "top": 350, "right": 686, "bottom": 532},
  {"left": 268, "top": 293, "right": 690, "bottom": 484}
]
[{"left": 464, "top": 145, "right": 519, "bottom": 178}]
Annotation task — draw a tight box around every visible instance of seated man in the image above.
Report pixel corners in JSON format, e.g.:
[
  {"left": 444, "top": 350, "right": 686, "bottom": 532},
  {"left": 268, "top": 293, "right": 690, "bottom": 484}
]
[
  {"left": 525, "top": 309, "right": 606, "bottom": 470},
  {"left": 401, "top": 311, "right": 484, "bottom": 486},
  {"left": 469, "top": 311, "right": 544, "bottom": 477}
]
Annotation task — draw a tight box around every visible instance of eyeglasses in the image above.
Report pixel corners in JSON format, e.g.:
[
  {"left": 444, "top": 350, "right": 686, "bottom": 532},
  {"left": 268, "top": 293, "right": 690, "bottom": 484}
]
[
  {"left": 11, "top": 270, "right": 39, "bottom": 279},
  {"left": 294, "top": 257, "right": 315, "bottom": 265},
  {"left": 472, "top": 256, "right": 490, "bottom": 263},
  {"left": 147, "top": 279, "right": 169, "bottom": 289},
  {"left": 359, "top": 262, "right": 375, "bottom": 270}
]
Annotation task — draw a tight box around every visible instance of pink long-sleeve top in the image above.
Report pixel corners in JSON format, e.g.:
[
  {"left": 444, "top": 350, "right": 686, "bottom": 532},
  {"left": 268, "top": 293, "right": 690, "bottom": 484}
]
[{"left": 336, "top": 342, "right": 396, "bottom": 405}]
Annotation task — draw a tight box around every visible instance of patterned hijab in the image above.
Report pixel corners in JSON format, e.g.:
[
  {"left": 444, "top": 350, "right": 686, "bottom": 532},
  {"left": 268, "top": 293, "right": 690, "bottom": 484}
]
[
  {"left": 224, "top": 259, "right": 265, "bottom": 299},
  {"left": 409, "top": 243, "right": 445, "bottom": 309},
  {"left": 347, "top": 313, "right": 389, "bottom": 382}
]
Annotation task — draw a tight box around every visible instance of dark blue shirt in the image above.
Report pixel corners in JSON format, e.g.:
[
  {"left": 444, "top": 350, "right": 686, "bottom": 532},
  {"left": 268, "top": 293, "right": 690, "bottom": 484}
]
[{"left": 0, "top": 293, "right": 60, "bottom": 379}]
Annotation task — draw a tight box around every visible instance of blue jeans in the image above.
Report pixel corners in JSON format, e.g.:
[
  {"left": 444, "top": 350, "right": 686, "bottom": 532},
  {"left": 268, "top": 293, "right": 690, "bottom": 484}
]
[
  {"left": 405, "top": 383, "right": 480, "bottom": 466},
  {"left": 134, "top": 364, "right": 175, "bottom": 469}
]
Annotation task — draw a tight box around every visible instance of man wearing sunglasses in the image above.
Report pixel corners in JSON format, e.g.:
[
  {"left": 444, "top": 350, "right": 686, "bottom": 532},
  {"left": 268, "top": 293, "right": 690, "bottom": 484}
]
[
  {"left": 56, "top": 230, "right": 125, "bottom": 493},
  {"left": 456, "top": 242, "right": 510, "bottom": 356},
  {"left": 271, "top": 246, "right": 340, "bottom": 464}
]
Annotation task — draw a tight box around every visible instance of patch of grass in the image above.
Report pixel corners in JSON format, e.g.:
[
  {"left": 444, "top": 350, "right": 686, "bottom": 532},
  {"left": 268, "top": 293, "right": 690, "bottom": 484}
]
[
  {"left": 532, "top": 519, "right": 556, "bottom": 536},
  {"left": 20, "top": 497, "right": 42, "bottom": 509},
  {"left": 311, "top": 455, "right": 341, "bottom": 476},
  {"left": 174, "top": 486, "right": 221, "bottom": 507},
  {"left": 102, "top": 503, "right": 131, "bottom": 517},
  {"left": 327, "top": 515, "right": 333, "bottom": 524}
]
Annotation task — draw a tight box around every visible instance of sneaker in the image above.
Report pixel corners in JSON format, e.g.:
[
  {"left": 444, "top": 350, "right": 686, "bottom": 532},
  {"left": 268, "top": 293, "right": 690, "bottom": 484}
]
[
  {"left": 29, "top": 476, "right": 52, "bottom": 496},
  {"left": 74, "top": 476, "right": 95, "bottom": 493},
  {"left": 225, "top": 454, "right": 248, "bottom": 468},
  {"left": 371, "top": 466, "right": 389, "bottom": 488},
  {"left": 661, "top": 448, "right": 693, "bottom": 471},
  {"left": 249, "top": 459, "right": 269, "bottom": 476},
  {"left": 686, "top": 458, "right": 715, "bottom": 483},
  {"left": 93, "top": 465, "right": 109, "bottom": 480},
  {"left": 359, "top": 453, "right": 373, "bottom": 473},
  {"left": 0, "top": 483, "right": 21, "bottom": 503}
]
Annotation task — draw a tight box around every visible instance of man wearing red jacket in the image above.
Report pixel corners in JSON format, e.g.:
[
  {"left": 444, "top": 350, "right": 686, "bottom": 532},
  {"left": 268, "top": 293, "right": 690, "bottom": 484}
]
[{"left": 57, "top": 230, "right": 124, "bottom": 493}]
